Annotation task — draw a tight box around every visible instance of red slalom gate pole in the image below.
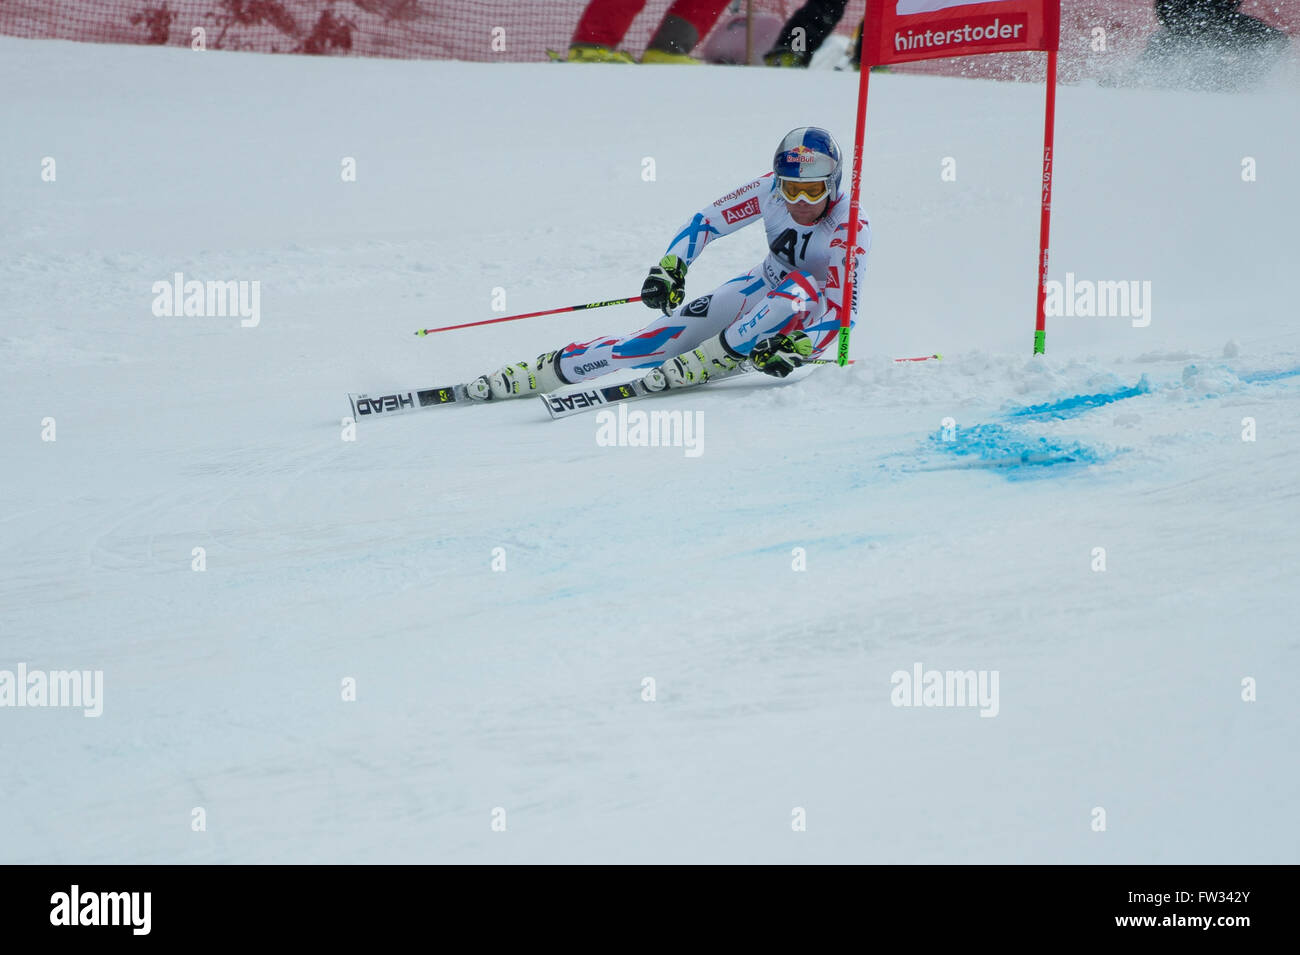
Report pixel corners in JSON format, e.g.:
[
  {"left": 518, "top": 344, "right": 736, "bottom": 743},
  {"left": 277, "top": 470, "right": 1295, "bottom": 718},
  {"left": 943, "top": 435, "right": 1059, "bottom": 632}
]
[
  {"left": 836, "top": 40, "right": 873, "bottom": 367},
  {"left": 414, "top": 296, "right": 642, "bottom": 337},
  {"left": 1034, "top": 49, "right": 1058, "bottom": 355}
]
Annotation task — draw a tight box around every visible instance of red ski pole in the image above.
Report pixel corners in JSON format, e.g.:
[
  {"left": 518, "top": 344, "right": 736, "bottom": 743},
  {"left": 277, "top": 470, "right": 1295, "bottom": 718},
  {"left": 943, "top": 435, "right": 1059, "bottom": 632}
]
[
  {"left": 810, "top": 354, "right": 942, "bottom": 365},
  {"left": 415, "top": 296, "right": 642, "bottom": 336}
]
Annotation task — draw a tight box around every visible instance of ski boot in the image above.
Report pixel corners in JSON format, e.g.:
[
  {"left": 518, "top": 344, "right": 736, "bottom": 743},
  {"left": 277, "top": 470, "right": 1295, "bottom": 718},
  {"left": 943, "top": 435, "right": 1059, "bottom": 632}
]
[
  {"left": 642, "top": 333, "right": 744, "bottom": 391},
  {"left": 472, "top": 350, "right": 570, "bottom": 400}
]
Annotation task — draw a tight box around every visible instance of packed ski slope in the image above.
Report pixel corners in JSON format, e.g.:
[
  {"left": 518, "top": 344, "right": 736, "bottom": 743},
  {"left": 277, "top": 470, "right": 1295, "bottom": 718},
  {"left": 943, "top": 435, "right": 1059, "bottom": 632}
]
[{"left": 1, "top": 37, "right": 1297, "bottom": 864}]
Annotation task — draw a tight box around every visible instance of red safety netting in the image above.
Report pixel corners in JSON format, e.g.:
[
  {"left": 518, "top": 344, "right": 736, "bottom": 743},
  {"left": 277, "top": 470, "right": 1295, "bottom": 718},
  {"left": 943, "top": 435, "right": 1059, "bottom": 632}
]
[
  {"left": 0, "top": 1, "right": 1291, "bottom": 78},
  {"left": 0, "top": 0, "right": 826, "bottom": 61}
]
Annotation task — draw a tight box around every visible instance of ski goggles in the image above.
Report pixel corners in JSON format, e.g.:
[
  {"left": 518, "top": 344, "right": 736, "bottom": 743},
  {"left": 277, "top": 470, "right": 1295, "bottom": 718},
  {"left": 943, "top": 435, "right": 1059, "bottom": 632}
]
[{"left": 778, "top": 177, "right": 829, "bottom": 203}]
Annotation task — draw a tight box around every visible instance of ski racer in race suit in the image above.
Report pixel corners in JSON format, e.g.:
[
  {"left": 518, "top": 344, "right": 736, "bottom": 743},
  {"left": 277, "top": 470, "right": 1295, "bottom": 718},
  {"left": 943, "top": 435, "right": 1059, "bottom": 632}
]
[{"left": 470, "top": 126, "right": 871, "bottom": 400}]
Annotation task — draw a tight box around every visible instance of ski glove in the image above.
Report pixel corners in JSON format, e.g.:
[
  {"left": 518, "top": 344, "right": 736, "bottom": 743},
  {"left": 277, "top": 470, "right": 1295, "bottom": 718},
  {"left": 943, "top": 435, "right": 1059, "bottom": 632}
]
[
  {"left": 641, "top": 254, "right": 687, "bottom": 315},
  {"left": 750, "top": 331, "right": 814, "bottom": 378}
]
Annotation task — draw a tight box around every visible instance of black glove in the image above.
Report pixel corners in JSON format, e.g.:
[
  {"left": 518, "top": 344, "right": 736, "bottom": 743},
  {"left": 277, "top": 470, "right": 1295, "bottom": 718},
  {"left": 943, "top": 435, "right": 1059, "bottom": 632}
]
[
  {"left": 750, "top": 331, "right": 814, "bottom": 378},
  {"left": 640, "top": 254, "right": 687, "bottom": 315}
]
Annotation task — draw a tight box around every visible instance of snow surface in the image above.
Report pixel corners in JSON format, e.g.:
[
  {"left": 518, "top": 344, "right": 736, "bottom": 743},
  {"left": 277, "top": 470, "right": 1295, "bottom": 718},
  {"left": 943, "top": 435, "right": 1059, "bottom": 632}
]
[{"left": 1, "top": 37, "right": 1297, "bottom": 864}]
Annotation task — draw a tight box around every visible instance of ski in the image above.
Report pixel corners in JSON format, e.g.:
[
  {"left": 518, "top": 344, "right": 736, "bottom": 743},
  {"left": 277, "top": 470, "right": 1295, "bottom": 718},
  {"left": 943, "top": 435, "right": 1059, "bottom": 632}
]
[
  {"left": 538, "top": 352, "right": 942, "bottom": 420},
  {"left": 353, "top": 354, "right": 943, "bottom": 422},
  {"left": 347, "top": 384, "right": 470, "bottom": 420},
  {"left": 541, "top": 363, "right": 759, "bottom": 419},
  {"left": 538, "top": 378, "right": 660, "bottom": 420}
]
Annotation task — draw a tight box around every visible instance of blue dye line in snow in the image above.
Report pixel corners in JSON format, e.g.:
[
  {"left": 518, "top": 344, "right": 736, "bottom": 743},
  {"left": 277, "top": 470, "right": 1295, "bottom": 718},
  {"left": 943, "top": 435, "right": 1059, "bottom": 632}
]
[
  {"left": 911, "top": 363, "right": 1300, "bottom": 480},
  {"left": 1239, "top": 366, "right": 1300, "bottom": 385},
  {"left": 1004, "top": 364, "right": 1300, "bottom": 423},
  {"left": 923, "top": 423, "right": 1112, "bottom": 478},
  {"left": 1005, "top": 374, "right": 1152, "bottom": 420}
]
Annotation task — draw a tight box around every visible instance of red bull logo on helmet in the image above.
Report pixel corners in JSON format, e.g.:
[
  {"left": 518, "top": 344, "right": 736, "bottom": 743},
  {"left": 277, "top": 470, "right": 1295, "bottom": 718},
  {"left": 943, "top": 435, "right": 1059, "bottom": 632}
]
[{"left": 785, "top": 145, "right": 817, "bottom": 164}]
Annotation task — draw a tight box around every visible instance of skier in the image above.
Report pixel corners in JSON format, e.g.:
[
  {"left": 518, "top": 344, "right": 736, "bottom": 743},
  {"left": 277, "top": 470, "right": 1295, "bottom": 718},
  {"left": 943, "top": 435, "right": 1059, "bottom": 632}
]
[{"left": 469, "top": 127, "right": 870, "bottom": 401}]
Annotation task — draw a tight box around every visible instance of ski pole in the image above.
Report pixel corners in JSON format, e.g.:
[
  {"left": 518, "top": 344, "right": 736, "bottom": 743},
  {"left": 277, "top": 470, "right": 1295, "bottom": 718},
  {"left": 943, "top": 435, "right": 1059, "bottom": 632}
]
[
  {"left": 414, "top": 296, "right": 642, "bottom": 336},
  {"left": 808, "top": 353, "right": 943, "bottom": 365}
]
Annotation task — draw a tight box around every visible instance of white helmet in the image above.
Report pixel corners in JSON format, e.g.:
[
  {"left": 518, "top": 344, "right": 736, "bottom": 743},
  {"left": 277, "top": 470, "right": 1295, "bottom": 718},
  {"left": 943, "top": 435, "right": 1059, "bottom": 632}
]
[{"left": 772, "top": 127, "right": 843, "bottom": 203}]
